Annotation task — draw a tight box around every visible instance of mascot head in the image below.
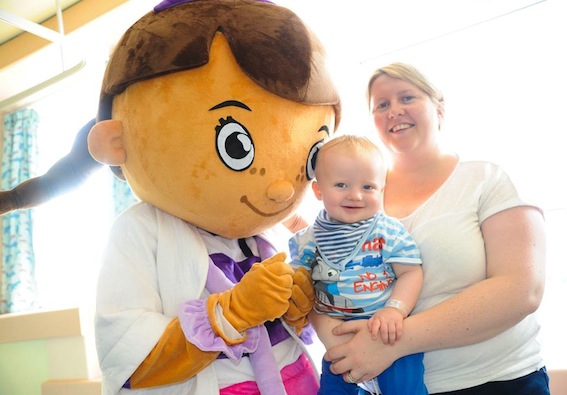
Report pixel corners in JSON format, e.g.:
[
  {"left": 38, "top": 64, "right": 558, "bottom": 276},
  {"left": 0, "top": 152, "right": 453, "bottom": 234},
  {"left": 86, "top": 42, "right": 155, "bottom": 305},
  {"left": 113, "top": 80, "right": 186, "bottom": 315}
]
[{"left": 88, "top": 0, "right": 341, "bottom": 238}]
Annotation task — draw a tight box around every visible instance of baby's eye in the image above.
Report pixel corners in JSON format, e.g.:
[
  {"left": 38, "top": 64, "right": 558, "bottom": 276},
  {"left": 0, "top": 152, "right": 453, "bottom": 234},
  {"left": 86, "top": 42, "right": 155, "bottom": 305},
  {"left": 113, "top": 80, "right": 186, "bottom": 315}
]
[
  {"left": 335, "top": 182, "right": 347, "bottom": 189},
  {"left": 215, "top": 116, "right": 254, "bottom": 171},
  {"left": 363, "top": 185, "right": 375, "bottom": 191}
]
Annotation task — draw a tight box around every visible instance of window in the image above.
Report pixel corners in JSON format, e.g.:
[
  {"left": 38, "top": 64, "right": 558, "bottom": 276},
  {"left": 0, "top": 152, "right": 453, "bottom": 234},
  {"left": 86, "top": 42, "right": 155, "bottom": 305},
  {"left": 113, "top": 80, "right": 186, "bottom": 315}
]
[{"left": 31, "top": 65, "right": 114, "bottom": 310}]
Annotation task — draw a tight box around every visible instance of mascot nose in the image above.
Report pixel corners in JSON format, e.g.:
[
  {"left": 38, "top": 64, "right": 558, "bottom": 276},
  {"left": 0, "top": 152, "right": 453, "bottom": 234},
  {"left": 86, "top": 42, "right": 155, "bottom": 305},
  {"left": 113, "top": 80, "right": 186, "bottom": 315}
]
[{"left": 267, "top": 180, "right": 295, "bottom": 202}]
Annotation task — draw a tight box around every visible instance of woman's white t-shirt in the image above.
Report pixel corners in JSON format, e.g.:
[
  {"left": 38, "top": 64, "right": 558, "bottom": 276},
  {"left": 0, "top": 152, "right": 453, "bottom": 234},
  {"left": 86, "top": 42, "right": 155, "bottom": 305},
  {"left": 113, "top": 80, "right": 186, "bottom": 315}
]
[{"left": 398, "top": 161, "right": 544, "bottom": 393}]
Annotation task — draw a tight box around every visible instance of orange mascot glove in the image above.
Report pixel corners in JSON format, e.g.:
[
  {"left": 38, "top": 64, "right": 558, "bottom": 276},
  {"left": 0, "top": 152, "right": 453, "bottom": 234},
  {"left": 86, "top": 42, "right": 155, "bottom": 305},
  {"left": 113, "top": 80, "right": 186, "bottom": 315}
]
[
  {"left": 207, "top": 252, "right": 293, "bottom": 342},
  {"left": 283, "top": 267, "right": 315, "bottom": 334}
]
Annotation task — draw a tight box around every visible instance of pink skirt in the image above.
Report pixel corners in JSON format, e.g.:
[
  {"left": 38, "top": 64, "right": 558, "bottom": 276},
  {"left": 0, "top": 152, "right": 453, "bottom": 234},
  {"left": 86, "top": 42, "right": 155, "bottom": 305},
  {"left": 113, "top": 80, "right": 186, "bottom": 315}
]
[{"left": 220, "top": 353, "right": 319, "bottom": 395}]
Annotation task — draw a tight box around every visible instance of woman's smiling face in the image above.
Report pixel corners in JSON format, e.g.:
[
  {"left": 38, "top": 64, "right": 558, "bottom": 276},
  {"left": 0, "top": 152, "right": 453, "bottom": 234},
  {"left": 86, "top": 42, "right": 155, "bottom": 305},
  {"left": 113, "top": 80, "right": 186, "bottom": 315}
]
[
  {"left": 113, "top": 33, "right": 335, "bottom": 238},
  {"left": 369, "top": 74, "right": 443, "bottom": 156}
]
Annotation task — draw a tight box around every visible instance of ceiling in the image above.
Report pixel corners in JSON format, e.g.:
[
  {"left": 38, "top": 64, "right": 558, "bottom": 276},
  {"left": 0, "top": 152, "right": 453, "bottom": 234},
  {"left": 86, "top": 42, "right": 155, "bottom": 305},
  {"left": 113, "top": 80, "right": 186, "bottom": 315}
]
[
  {"left": 0, "top": 0, "right": 80, "bottom": 45},
  {"left": 0, "top": 0, "right": 155, "bottom": 111}
]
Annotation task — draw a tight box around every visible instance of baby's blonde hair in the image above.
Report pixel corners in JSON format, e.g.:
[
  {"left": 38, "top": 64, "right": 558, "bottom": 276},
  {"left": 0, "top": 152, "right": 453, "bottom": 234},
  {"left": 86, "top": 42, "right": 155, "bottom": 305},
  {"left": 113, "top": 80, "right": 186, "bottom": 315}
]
[{"left": 315, "top": 135, "right": 385, "bottom": 178}]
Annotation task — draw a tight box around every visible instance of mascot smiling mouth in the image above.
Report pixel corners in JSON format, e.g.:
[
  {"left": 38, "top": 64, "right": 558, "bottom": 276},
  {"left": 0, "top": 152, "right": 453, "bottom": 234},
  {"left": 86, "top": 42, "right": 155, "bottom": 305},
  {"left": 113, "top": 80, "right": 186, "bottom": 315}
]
[{"left": 240, "top": 196, "right": 292, "bottom": 217}]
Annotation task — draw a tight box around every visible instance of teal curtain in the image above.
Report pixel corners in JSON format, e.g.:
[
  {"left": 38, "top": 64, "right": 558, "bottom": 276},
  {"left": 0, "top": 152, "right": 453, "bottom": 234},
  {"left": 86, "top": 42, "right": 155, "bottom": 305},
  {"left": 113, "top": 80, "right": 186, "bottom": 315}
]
[
  {"left": 1, "top": 109, "right": 39, "bottom": 314},
  {"left": 112, "top": 176, "right": 139, "bottom": 217}
]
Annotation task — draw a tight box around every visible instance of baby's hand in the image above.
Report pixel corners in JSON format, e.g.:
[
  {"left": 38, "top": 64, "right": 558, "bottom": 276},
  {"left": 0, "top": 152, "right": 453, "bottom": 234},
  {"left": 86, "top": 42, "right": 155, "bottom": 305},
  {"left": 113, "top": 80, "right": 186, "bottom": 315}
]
[{"left": 367, "top": 307, "right": 405, "bottom": 344}]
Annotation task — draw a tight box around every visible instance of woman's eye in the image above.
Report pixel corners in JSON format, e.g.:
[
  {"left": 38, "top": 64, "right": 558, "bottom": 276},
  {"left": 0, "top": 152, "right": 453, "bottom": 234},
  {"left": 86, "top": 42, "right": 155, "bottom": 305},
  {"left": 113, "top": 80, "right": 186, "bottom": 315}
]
[
  {"left": 306, "top": 140, "right": 324, "bottom": 180},
  {"left": 401, "top": 95, "right": 415, "bottom": 103},
  {"left": 215, "top": 116, "right": 254, "bottom": 171},
  {"left": 373, "top": 101, "right": 388, "bottom": 113}
]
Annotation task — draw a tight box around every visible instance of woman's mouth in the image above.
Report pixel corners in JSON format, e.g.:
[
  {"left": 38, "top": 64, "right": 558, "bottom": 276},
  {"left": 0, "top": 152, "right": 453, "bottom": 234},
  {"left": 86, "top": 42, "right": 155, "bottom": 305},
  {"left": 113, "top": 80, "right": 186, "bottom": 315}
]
[{"left": 390, "top": 123, "right": 413, "bottom": 133}]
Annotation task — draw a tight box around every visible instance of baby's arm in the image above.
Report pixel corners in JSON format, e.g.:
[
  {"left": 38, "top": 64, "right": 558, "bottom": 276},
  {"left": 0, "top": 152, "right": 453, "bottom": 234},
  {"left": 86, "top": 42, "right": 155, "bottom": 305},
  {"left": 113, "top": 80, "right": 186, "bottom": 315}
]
[{"left": 368, "top": 263, "right": 423, "bottom": 344}]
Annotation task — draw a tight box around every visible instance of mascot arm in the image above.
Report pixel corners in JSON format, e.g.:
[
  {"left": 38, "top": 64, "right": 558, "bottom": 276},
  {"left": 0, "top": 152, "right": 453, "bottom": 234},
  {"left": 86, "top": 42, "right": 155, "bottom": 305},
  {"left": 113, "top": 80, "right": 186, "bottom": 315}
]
[
  {"left": 129, "top": 318, "right": 219, "bottom": 388},
  {"left": 0, "top": 119, "right": 101, "bottom": 215}
]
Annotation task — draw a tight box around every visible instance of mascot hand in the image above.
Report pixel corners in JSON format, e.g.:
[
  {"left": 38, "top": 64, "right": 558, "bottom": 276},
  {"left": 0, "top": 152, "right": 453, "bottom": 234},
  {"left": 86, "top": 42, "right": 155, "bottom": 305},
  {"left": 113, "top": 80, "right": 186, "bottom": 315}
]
[
  {"left": 207, "top": 252, "right": 293, "bottom": 337},
  {"left": 283, "top": 267, "right": 315, "bottom": 334}
]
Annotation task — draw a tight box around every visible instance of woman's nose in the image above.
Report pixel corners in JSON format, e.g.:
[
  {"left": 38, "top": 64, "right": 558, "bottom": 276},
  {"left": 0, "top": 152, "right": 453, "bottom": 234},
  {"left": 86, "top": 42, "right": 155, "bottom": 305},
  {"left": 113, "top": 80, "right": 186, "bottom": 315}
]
[
  {"left": 388, "top": 103, "right": 405, "bottom": 119},
  {"left": 267, "top": 180, "right": 295, "bottom": 202}
]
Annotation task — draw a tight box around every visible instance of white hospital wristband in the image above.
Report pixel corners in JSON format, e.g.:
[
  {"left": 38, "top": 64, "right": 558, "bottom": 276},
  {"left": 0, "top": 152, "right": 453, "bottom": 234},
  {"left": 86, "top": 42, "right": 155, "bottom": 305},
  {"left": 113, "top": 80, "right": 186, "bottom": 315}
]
[{"left": 385, "top": 299, "right": 408, "bottom": 317}]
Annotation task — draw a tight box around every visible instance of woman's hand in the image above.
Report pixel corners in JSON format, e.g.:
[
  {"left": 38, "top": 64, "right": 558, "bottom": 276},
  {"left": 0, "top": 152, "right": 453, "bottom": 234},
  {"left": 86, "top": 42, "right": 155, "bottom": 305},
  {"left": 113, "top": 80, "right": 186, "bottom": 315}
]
[{"left": 324, "top": 319, "right": 405, "bottom": 383}]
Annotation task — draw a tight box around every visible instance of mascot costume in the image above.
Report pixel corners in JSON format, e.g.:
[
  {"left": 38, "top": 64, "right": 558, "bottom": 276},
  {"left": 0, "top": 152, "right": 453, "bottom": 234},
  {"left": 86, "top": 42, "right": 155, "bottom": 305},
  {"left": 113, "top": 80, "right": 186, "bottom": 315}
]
[{"left": 1, "top": 1, "right": 341, "bottom": 394}]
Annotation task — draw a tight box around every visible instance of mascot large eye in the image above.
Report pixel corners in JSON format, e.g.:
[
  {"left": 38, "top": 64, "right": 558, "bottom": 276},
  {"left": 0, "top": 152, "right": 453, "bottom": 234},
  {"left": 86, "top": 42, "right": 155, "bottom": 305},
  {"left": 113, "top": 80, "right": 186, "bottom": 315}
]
[
  {"left": 306, "top": 140, "right": 324, "bottom": 180},
  {"left": 215, "top": 116, "right": 255, "bottom": 171}
]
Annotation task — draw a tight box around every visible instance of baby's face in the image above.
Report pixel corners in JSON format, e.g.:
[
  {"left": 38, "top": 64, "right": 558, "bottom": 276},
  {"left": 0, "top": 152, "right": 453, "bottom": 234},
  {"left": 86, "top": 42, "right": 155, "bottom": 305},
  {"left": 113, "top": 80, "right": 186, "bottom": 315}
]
[{"left": 313, "top": 151, "right": 384, "bottom": 224}]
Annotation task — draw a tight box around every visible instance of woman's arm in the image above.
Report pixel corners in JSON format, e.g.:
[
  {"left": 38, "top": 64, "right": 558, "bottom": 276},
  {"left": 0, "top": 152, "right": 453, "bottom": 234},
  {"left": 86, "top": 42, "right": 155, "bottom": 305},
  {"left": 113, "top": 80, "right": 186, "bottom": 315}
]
[
  {"left": 326, "top": 206, "right": 546, "bottom": 382},
  {"left": 283, "top": 213, "right": 309, "bottom": 233}
]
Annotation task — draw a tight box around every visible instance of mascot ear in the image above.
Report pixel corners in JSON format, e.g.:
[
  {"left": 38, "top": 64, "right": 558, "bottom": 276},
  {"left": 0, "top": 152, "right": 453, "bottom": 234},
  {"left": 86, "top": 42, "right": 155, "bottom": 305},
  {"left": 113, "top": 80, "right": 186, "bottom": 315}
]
[{"left": 88, "top": 120, "right": 126, "bottom": 166}]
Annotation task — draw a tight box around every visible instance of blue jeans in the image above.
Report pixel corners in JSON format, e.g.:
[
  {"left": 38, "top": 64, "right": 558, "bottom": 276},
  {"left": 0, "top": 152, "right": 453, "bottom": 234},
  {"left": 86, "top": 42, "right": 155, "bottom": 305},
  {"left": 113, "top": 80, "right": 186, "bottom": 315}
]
[
  {"left": 318, "top": 352, "right": 427, "bottom": 395},
  {"left": 432, "top": 367, "right": 550, "bottom": 395}
]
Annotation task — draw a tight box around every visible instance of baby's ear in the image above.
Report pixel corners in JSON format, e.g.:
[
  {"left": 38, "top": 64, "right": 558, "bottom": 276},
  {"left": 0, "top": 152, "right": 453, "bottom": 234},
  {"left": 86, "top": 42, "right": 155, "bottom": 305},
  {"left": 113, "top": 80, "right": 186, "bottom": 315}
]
[
  {"left": 87, "top": 120, "right": 126, "bottom": 166},
  {"left": 311, "top": 181, "right": 323, "bottom": 201}
]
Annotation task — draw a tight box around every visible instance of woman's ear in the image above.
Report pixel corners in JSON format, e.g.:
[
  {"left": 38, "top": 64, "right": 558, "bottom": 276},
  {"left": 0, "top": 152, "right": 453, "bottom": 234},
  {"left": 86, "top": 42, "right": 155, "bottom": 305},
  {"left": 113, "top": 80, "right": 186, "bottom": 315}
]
[
  {"left": 87, "top": 120, "right": 126, "bottom": 166},
  {"left": 437, "top": 101, "right": 445, "bottom": 129},
  {"left": 312, "top": 180, "right": 323, "bottom": 201}
]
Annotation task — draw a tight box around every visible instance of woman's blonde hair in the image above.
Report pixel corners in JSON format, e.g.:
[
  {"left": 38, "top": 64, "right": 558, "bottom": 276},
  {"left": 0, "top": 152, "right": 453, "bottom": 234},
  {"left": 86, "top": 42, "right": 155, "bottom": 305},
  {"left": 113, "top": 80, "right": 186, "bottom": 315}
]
[{"left": 366, "top": 62, "right": 444, "bottom": 110}]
